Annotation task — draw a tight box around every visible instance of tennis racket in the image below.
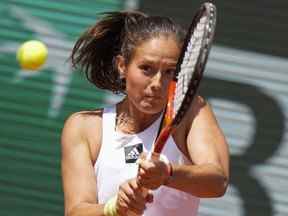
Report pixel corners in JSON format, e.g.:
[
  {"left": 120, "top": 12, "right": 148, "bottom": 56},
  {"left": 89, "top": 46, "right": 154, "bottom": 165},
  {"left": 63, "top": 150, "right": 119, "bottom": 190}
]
[{"left": 150, "top": 2, "right": 217, "bottom": 158}]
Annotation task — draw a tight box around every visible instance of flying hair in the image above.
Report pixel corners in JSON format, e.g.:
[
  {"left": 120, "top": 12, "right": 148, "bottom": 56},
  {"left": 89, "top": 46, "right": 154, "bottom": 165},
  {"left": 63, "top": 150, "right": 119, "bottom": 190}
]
[{"left": 71, "top": 11, "right": 185, "bottom": 94}]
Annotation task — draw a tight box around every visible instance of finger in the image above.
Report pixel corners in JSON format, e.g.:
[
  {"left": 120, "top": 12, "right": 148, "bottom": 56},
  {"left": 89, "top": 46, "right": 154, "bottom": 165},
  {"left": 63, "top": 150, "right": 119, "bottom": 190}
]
[
  {"left": 128, "top": 204, "right": 146, "bottom": 215},
  {"left": 138, "top": 167, "right": 147, "bottom": 176},
  {"left": 130, "top": 180, "right": 152, "bottom": 205},
  {"left": 127, "top": 196, "right": 146, "bottom": 215},
  {"left": 137, "top": 173, "right": 152, "bottom": 184},
  {"left": 117, "top": 190, "right": 129, "bottom": 212},
  {"left": 139, "top": 152, "right": 147, "bottom": 160},
  {"left": 130, "top": 179, "right": 146, "bottom": 197},
  {"left": 136, "top": 152, "right": 147, "bottom": 165},
  {"left": 136, "top": 173, "right": 154, "bottom": 190},
  {"left": 137, "top": 166, "right": 158, "bottom": 181},
  {"left": 125, "top": 181, "right": 147, "bottom": 214},
  {"left": 119, "top": 183, "right": 140, "bottom": 210},
  {"left": 119, "top": 188, "right": 145, "bottom": 215},
  {"left": 120, "top": 182, "right": 137, "bottom": 199},
  {"left": 138, "top": 175, "right": 165, "bottom": 190},
  {"left": 138, "top": 161, "right": 167, "bottom": 176}
]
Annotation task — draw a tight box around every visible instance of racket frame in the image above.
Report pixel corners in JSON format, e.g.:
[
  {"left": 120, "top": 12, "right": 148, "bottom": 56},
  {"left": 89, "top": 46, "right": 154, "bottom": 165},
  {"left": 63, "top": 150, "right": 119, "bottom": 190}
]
[{"left": 152, "top": 2, "right": 217, "bottom": 154}]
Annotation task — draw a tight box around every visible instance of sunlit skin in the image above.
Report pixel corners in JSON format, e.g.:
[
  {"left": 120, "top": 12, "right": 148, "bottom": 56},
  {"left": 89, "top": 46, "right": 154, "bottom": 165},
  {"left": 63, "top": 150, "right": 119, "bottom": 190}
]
[
  {"left": 116, "top": 36, "right": 181, "bottom": 133},
  {"left": 61, "top": 35, "right": 229, "bottom": 216}
]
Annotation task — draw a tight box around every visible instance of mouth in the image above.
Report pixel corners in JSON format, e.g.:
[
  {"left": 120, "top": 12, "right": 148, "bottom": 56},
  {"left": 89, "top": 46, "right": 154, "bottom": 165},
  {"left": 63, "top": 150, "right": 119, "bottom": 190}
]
[{"left": 145, "top": 95, "right": 163, "bottom": 100}]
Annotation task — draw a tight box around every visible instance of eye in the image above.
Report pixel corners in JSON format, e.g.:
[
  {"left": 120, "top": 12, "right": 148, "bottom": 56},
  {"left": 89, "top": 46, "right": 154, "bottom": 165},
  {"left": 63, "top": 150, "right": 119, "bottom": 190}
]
[
  {"left": 139, "top": 64, "right": 153, "bottom": 75},
  {"left": 165, "top": 68, "right": 176, "bottom": 77}
]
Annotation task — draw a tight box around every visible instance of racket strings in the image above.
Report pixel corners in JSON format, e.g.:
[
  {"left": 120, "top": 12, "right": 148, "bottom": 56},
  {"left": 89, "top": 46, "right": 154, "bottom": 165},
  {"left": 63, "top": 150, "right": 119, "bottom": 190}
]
[
  {"left": 152, "top": 2, "right": 216, "bottom": 155},
  {"left": 173, "top": 3, "right": 216, "bottom": 119},
  {"left": 174, "top": 16, "right": 207, "bottom": 114}
]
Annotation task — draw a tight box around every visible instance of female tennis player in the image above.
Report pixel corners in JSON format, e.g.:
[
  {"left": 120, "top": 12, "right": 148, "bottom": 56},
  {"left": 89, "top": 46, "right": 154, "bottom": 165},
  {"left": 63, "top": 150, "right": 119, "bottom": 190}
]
[{"left": 61, "top": 11, "right": 229, "bottom": 216}]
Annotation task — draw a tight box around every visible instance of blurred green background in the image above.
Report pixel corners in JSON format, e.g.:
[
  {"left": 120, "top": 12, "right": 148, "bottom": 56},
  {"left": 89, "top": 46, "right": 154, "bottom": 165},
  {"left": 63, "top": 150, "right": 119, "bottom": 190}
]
[
  {"left": 0, "top": 0, "right": 287, "bottom": 216},
  {"left": 0, "top": 0, "right": 122, "bottom": 215}
]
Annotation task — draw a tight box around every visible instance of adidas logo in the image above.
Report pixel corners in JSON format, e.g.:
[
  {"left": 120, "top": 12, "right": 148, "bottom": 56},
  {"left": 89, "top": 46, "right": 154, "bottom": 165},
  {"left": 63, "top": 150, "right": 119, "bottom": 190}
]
[{"left": 124, "top": 143, "right": 143, "bottom": 163}]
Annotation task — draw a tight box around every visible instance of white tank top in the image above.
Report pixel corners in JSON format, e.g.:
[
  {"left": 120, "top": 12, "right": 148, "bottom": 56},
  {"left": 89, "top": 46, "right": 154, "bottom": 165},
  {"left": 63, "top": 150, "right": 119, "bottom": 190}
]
[{"left": 94, "top": 106, "right": 200, "bottom": 216}]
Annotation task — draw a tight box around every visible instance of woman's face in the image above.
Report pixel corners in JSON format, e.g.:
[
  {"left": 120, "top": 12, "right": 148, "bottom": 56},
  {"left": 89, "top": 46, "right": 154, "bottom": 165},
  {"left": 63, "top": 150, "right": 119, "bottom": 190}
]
[{"left": 118, "top": 36, "right": 181, "bottom": 114}]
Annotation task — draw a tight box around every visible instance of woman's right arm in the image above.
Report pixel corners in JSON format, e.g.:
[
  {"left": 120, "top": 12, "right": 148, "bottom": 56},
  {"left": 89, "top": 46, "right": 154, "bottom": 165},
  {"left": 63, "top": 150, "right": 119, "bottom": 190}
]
[
  {"left": 61, "top": 112, "right": 149, "bottom": 216},
  {"left": 61, "top": 112, "right": 106, "bottom": 216}
]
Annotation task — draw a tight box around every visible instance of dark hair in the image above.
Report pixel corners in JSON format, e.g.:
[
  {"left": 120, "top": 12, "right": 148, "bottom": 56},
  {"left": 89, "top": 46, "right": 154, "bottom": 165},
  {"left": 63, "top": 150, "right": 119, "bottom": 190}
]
[{"left": 71, "top": 11, "right": 185, "bottom": 94}]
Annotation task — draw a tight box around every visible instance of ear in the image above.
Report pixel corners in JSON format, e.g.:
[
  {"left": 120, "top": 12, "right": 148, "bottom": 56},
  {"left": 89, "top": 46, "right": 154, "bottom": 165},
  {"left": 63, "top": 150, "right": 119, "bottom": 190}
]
[{"left": 116, "top": 55, "right": 126, "bottom": 78}]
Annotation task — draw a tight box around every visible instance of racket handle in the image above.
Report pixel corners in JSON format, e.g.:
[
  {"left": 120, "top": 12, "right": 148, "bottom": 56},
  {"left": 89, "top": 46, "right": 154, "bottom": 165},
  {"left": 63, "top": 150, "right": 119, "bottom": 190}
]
[
  {"left": 153, "top": 125, "right": 173, "bottom": 154},
  {"left": 164, "top": 81, "right": 176, "bottom": 126}
]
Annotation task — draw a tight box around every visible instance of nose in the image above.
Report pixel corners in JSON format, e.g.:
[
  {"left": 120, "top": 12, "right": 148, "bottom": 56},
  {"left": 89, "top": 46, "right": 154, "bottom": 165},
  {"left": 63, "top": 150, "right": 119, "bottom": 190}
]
[{"left": 150, "top": 71, "right": 162, "bottom": 91}]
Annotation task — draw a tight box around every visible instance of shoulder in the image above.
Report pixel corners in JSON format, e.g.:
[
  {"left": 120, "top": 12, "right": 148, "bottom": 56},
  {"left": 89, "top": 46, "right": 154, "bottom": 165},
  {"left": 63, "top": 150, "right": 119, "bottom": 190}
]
[
  {"left": 190, "top": 95, "right": 208, "bottom": 116},
  {"left": 176, "top": 95, "right": 208, "bottom": 132},
  {"left": 173, "top": 95, "right": 209, "bottom": 156},
  {"left": 61, "top": 109, "right": 104, "bottom": 162},
  {"left": 62, "top": 109, "right": 103, "bottom": 136}
]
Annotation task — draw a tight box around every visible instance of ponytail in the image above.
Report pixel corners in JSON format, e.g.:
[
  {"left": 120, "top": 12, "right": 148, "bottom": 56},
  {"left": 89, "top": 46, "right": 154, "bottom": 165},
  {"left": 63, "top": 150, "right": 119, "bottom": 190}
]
[{"left": 71, "top": 11, "right": 146, "bottom": 93}]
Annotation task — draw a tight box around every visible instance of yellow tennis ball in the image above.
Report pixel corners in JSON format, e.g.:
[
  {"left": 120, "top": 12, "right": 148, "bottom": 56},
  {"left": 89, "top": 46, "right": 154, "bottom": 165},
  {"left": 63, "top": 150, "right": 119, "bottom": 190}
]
[{"left": 17, "top": 40, "right": 48, "bottom": 70}]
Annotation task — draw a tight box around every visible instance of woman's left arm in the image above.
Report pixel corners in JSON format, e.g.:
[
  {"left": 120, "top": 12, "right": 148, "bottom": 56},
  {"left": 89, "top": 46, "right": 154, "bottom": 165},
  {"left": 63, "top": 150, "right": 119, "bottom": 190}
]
[{"left": 165, "top": 96, "right": 230, "bottom": 197}]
